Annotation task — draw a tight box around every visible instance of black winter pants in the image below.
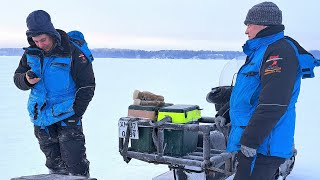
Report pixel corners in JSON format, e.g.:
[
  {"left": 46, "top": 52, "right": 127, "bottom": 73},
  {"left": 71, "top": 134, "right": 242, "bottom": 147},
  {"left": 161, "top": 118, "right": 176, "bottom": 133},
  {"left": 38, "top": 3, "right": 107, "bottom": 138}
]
[
  {"left": 34, "top": 119, "right": 89, "bottom": 176},
  {"left": 234, "top": 152, "right": 285, "bottom": 180}
]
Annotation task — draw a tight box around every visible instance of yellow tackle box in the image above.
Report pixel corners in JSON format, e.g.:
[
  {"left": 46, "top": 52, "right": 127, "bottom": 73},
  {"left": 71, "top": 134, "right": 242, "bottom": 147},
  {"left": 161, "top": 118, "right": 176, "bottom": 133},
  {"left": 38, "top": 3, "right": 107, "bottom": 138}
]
[{"left": 157, "top": 104, "right": 201, "bottom": 124}]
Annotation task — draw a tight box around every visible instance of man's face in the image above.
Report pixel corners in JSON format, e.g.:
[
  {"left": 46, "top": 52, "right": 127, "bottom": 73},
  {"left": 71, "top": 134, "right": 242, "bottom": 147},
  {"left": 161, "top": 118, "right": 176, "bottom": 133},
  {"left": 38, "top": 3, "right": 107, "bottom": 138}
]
[
  {"left": 245, "top": 24, "right": 267, "bottom": 40},
  {"left": 32, "top": 34, "right": 54, "bottom": 52}
]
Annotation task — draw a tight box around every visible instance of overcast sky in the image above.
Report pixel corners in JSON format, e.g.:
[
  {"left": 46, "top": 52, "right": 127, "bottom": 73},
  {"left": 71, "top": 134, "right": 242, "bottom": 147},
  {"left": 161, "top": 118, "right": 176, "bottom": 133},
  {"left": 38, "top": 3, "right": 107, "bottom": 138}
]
[{"left": 0, "top": 0, "right": 319, "bottom": 50}]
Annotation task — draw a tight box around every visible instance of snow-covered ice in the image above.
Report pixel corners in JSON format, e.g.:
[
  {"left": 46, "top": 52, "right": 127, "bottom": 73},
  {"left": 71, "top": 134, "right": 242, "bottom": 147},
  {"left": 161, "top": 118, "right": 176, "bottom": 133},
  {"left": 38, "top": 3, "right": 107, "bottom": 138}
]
[{"left": 1, "top": 57, "right": 319, "bottom": 179}]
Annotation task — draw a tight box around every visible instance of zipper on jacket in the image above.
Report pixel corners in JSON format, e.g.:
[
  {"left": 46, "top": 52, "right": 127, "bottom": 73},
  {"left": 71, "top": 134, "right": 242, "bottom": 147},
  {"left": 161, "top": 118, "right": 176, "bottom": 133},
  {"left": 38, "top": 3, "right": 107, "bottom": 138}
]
[
  {"left": 51, "top": 62, "right": 68, "bottom": 67},
  {"left": 237, "top": 56, "right": 252, "bottom": 74},
  {"left": 34, "top": 103, "right": 38, "bottom": 120},
  {"left": 267, "top": 136, "right": 271, "bottom": 156}
]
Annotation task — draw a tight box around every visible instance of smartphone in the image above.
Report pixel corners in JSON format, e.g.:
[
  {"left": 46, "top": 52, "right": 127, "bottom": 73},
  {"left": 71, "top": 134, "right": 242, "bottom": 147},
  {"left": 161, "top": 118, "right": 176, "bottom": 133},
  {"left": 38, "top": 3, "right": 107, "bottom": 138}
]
[{"left": 27, "top": 70, "right": 38, "bottom": 79}]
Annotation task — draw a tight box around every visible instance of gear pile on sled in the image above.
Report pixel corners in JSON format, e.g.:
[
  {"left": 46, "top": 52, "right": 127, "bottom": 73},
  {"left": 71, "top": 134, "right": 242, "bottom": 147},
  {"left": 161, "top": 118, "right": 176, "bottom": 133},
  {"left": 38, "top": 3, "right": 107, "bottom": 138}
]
[
  {"left": 119, "top": 89, "right": 296, "bottom": 180},
  {"left": 119, "top": 90, "right": 236, "bottom": 180}
]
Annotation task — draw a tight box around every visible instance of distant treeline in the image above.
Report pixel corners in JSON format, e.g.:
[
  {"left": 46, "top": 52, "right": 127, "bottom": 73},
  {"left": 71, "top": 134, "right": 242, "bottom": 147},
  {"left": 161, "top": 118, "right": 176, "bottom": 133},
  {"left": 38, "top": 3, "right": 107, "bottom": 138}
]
[
  {"left": 91, "top": 49, "right": 244, "bottom": 59},
  {"left": 1, "top": 48, "right": 320, "bottom": 59}
]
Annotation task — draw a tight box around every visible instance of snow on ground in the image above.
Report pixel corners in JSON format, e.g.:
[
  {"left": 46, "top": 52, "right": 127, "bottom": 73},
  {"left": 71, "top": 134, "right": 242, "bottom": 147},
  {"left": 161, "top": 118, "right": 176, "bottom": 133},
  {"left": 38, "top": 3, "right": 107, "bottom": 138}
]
[{"left": 0, "top": 57, "right": 319, "bottom": 179}]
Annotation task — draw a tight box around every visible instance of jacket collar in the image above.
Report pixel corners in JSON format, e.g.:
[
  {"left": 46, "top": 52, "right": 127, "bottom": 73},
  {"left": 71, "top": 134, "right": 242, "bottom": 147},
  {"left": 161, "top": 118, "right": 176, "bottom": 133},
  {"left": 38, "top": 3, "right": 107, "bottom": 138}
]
[
  {"left": 255, "top": 25, "right": 285, "bottom": 39},
  {"left": 242, "top": 26, "right": 285, "bottom": 57}
]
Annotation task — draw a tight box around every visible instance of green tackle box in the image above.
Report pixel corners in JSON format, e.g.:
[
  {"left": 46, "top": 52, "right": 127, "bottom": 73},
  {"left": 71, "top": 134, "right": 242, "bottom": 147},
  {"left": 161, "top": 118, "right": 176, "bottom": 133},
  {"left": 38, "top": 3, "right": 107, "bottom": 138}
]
[
  {"left": 131, "top": 127, "right": 156, "bottom": 153},
  {"left": 163, "top": 121, "right": 199, "bottom": 156},
  {"left": 157, "top": 104, "right": 201, "bottom": 124},
  {"left": 129, "top": 105, "right": 160, "bottom": 153},
  {"left": 131, "top": 121, "right": 199, "bottom": 156},
  {"left": 130, "top": 104, "right": 168, "bottom": 153}
]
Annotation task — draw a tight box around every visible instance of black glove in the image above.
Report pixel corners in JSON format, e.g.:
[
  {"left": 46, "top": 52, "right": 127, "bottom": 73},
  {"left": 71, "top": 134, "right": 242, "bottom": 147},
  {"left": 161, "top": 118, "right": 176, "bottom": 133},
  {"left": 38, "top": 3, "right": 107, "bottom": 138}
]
[{"left": 206, "top": 86, "right": 233, "bottom": 104}]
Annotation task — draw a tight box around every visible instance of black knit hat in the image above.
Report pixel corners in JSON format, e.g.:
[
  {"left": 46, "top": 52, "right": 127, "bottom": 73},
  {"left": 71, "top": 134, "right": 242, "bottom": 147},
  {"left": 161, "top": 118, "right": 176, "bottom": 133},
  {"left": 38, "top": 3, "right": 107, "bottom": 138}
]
[
  {"left": 244, "top": 2, "right": 282, "bottom": 26},
  {"left": 26, "top": 10, "right": 61, "bottom": 44}
]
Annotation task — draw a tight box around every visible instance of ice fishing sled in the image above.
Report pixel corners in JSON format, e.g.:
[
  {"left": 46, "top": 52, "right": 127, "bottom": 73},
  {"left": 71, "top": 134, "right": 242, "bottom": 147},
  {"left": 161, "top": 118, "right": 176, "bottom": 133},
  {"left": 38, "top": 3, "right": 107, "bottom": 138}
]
[
  {"left": 11, "top": 174, "right": 97, "bottom": 180},
  {"left": 119, "top": 103, "right": 236, "bottom": 180},
  {"left": 119, "top": 102, "right": 296, "bottom": 180}
]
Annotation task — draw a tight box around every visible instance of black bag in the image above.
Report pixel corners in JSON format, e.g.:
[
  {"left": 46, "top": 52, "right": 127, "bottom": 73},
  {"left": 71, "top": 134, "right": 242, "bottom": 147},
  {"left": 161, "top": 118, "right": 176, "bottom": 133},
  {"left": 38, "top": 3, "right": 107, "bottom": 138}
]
[{"left": 206, "top": 86, "right": 233, "bottom": 109}]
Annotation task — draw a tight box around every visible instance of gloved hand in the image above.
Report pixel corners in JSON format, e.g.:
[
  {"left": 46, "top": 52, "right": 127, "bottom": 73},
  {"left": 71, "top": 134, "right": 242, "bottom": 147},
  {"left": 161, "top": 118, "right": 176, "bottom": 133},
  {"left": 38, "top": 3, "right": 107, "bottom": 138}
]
[
  {"left": 215, "top": 116, "right": 226, "bottom": 127},
  {"left": 206, "top": 86, "right": 233, "bottom": 104},
  {"left": 240, "top": 145, "right": 257, "bottom": 157},
  {"left": 206, "top": 87, "right": 222, "bottom": 104}
]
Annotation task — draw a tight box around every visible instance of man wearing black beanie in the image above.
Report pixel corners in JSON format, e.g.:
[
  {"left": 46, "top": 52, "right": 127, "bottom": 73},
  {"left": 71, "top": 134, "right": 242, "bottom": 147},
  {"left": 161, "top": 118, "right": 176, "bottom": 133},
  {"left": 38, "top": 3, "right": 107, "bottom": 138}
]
[
  {"left": 226, "top": 2, "right": 318, "bottom": 180},
  {"left": 13, "top": 10, "right": 95, "bottom": 177}
]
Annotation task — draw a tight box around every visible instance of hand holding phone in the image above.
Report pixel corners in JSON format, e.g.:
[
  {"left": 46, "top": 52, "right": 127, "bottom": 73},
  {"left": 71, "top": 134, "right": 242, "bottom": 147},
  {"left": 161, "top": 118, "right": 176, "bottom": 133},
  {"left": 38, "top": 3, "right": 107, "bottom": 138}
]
[
  {"left": 26, "top": 70, "right": 40, "bottom": 85},
  {"left": 27, "top": 70, "right": 38, "bottom": 79}
]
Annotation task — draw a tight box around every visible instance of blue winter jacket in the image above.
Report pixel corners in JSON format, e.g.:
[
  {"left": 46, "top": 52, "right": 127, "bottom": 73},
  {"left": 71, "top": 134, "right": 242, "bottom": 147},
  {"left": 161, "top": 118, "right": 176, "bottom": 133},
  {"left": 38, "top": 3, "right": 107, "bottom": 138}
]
[
  {"left": 227, "top": 27, "right": 318, "bottom": 158},
  {"left": 25, "top": 51, "right": 76, "bottom": 127},
  {"left": 14, "top": 30, "right": 95, "bottom": 128}
]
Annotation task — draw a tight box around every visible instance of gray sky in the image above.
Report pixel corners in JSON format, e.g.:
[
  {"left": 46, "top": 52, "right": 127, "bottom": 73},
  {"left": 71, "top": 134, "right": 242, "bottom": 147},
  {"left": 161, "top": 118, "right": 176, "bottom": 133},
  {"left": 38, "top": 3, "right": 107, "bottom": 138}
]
[{"left": 0, "top": 0, "right": 319, "bottom": 50}]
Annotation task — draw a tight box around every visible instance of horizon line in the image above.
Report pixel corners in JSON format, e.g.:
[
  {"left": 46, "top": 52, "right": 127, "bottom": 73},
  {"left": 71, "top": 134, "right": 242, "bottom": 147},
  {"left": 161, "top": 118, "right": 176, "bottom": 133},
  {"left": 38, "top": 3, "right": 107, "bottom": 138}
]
[{"left": 1, "top": 47, "right": 320, "bottom": 52}]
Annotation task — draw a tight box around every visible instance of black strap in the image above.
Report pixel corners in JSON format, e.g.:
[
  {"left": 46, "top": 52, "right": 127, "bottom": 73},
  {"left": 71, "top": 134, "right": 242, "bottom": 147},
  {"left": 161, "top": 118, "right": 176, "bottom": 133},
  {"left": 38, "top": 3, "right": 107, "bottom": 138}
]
[{"left": 150, "top": 116, "right": 172, "bottom": 152}]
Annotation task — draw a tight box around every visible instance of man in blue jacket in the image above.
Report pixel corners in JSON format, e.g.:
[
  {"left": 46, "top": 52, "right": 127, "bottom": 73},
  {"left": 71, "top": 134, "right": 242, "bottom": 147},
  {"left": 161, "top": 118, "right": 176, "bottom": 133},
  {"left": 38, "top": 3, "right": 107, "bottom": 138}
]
[
  {"left": 226, "top": 2, "right": 318, "bottom": 179},
  {"left": 13, "top": 10, "right": 95, "bottom": 177}
]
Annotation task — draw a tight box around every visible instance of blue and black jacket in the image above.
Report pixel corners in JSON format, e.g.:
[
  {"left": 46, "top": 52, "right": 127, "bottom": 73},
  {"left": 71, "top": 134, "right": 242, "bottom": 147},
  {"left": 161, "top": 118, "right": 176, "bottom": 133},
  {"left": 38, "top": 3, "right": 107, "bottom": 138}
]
[
  {"left": 14, "top": 29, "right": 95, "bottom": 127},
  {"left": 227, "top": 25, "right": 317, "bottom": 158}
]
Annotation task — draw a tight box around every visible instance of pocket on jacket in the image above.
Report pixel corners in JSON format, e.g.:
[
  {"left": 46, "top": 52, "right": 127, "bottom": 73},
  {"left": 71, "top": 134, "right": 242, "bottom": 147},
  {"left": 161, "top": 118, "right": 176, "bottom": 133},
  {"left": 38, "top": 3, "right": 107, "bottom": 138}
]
[
  {"left": 231, "top": 72, "right": 260, "bottom": 109},
  {"left": 52, "top": 99, "right": 74, "bottom": 117},
  {"left": 45, "top": 60, "right": 71, "bottom": 92},
  {"left": 27, "top": 98, "right": 38, "bottom": 120}
]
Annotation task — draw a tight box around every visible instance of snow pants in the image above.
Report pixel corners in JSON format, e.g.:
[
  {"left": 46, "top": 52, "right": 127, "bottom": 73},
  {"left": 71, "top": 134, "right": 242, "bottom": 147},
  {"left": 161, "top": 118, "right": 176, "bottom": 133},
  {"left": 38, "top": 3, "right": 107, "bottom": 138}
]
[
  {"left": 34, "top": 119, "right": 89, "bottom": 176},
  {"left": 234, "top": 152, "right": 285, "bottom": 180}
]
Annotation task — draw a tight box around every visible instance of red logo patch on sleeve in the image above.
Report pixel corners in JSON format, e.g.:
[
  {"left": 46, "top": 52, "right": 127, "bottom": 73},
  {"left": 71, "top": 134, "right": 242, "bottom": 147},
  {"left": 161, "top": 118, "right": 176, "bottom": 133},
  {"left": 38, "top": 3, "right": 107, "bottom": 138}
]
[
  {"left": 264, "top": 57, "right": 282, "bottom": 75},
  {"left": 269, "top": 55, "right": 279, "bottom": 60},
  {"left": 78, "top": 53, "right": 88, "bottom": 63},
  {"left": 271, "top": 60, "right": 278, "bottom": 66},
  {"left": 266, "top": 55, "right": 283, "bottom": 63}
]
